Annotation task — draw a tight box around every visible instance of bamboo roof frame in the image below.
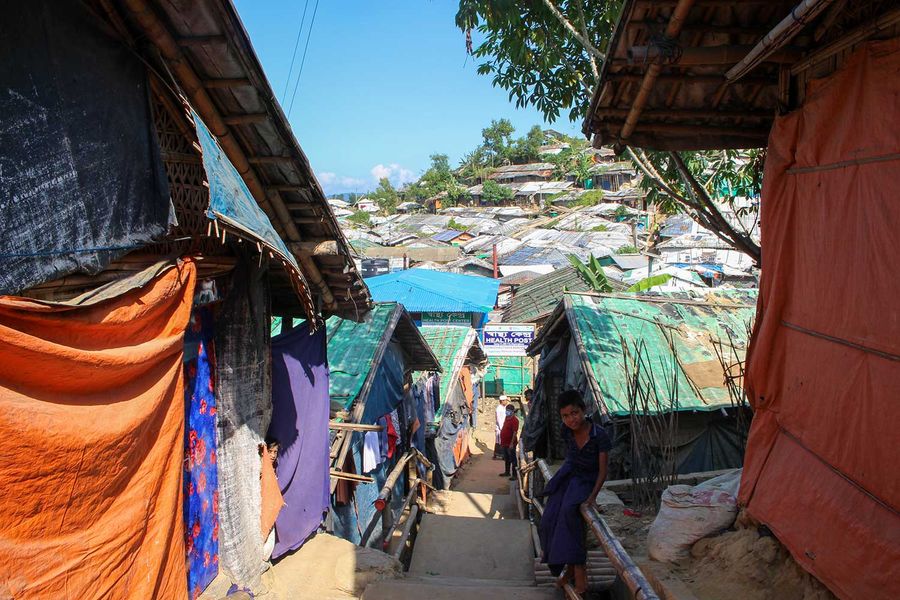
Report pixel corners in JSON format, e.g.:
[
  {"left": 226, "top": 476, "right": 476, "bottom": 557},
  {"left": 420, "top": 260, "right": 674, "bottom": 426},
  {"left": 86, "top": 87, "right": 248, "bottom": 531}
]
[{"left": 583, "top": 0, "right": 900, "bottom": 151}]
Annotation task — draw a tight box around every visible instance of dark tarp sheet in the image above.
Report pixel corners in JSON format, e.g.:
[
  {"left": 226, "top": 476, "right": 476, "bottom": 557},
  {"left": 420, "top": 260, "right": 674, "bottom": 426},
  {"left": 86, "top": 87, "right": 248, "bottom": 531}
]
[
  {"left": 214, "top": 253, "right": 272, "bottom": 588},
  {"left": 331, "top": 342, "right": 406, "bottom": 547},
  {"left": 428, "top": 381, "right": 468, "bottom": 490},
  {"left": 269, "top": 323, "right": 330, "bottom": 559},
  {"left": 0, "top": 0, "right": 171, "bottom": 294},
  {"left": 361, "top": 342, "right": 405, "bottom": 422}
]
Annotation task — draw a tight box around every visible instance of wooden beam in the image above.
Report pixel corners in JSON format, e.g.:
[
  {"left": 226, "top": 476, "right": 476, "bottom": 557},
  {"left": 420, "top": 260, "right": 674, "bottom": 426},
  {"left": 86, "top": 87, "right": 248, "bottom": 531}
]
[
  {"left": 594, "top": 107, "right": 772, "bottom": 120},
  {"left": 289, "top": 240, "right": 340, "bottom": 256},
  {"left": 177, "top": 35, "right": 227, "bottom": 47},
  {"left": 607, "top": 73, "right": 769, "bottom": 85},
  {"left": 248, "top": 155, "right": 294, "bottom": 165},
  {"left": 629, "top": 45, "right": 801, "bottom": 66},
  {"left": 223, "top": 113, "right": 267, "bottom": 125},
  {"left": 628, "top": 20, "right": 769, "bottom": 36},
  {"left": 203, "top": 77, "right": 252, "bottom": 88}
]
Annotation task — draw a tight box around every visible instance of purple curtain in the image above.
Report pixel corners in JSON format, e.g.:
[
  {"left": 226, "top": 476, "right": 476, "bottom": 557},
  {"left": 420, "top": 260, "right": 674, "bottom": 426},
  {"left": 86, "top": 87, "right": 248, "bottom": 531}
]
[{"left": 268, "top": 322, "right": 330, "bottom": 559}]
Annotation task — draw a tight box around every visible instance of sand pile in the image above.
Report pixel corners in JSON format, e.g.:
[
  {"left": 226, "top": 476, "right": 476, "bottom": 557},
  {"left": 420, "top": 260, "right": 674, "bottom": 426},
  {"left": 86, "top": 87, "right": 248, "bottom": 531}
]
[{"left": 685, "top": 513, "right": 835, "bottom": 600}]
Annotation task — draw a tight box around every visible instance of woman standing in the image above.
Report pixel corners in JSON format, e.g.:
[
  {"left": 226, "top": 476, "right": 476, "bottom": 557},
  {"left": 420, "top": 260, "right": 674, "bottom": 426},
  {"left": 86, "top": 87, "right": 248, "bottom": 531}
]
[{"left": 539, "top": 390, "right": 611, "bottom": 593}]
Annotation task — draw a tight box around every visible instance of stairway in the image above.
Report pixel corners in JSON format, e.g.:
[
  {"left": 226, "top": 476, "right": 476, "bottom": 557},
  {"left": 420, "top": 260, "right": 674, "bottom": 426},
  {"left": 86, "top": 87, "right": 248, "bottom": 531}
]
[{"left": 361, "top": 430, "right": 558, "bottom": 599}]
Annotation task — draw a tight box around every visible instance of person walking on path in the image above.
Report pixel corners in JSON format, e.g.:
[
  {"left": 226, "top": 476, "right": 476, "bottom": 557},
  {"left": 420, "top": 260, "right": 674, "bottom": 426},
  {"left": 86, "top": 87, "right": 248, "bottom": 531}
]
[
  {"left": 493, "top": 396, "right": 509, "bottom": 459},
  {"left": 498, "top": 404, "right": 519, "bottom": 479},
  {"left": 538, "top": 390, "right": 611, "bottom": 594}
]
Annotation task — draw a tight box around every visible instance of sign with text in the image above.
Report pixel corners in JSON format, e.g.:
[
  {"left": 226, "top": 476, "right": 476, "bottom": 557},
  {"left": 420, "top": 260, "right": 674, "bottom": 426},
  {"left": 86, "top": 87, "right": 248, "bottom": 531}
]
[
  {"left": 420, "top": 312, "right": 471, "bottom": 327},
  {"left": 483, "top": 323, "right": 535, "bottom": 356}
]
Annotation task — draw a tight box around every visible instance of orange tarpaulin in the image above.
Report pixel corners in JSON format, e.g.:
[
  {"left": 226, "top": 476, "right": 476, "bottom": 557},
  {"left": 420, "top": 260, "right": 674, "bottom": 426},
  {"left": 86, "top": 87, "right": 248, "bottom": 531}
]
[
  {"left": 0, "top": 261, "right": 196, "bottom": 599},
  {"left": 742, "top": 40, "right": 900, "bottom": 600}
]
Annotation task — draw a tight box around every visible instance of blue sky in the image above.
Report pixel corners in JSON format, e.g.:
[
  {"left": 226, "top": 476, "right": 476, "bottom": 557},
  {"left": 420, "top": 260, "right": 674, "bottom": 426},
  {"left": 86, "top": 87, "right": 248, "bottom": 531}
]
[{"left": 234, "top": 0, "right": 581, "bottom": 195}]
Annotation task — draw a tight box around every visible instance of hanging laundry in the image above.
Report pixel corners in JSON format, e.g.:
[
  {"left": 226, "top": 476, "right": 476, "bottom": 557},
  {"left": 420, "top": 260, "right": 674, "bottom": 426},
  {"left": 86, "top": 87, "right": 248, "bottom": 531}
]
[
  {"left": 362, "top": 431, "right": 381, "bottom": 473},
  {"left": 386, "top": 412, "right": 399, "bottom": 459},
  {"left": 183, "top": 307, "right": 220, "bottom": 598}
]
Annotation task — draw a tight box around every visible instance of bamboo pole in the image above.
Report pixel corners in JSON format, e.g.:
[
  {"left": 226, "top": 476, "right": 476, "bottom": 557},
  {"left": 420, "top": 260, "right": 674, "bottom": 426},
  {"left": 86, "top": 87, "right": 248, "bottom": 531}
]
[
  {"left": 329, "top": 470, "right": 374, "bottom": 483},
  {"left": 390, "top": 504, "right": 419, "bottom": 560},
  {"left": 620, "top": 0, "right": 696, "bottom": 142}
]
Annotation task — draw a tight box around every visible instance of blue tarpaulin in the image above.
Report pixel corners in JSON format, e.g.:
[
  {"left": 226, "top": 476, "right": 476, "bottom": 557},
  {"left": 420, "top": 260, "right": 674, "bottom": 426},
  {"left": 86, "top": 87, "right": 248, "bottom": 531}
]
[{"left": 191, "top": 110, "right": 304, "bottom": 281}]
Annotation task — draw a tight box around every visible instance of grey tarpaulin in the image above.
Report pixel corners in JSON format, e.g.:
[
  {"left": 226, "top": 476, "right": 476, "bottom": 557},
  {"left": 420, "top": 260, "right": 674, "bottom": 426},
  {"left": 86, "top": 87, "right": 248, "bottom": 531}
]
[
  {"left": 215, "top": 252, "right": 272, "bottom": 588},
  {"left": 0, "top": 0, "right": 172, "bottom": 294}
]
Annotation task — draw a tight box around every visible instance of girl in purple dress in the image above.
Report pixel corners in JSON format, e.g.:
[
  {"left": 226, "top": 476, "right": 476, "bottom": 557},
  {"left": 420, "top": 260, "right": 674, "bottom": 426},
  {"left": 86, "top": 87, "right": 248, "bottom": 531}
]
[{"left": 539, "top": 390, "right": 611, "bottom": 593}]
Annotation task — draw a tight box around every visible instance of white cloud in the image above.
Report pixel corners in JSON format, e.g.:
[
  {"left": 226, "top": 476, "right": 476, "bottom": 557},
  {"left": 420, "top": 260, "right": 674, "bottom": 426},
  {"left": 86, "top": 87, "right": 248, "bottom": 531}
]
[
  {"left": 370, "top": 163, "right": 415, "bottom": 187},
  {"left": 316, "top": 171, "right": 368, "bottom": 194}
]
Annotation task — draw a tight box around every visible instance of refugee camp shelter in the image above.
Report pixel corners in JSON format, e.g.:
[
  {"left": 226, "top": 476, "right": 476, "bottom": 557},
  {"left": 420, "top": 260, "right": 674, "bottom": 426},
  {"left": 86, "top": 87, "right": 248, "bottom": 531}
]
[
  {"left": 326, "top": 303, "right": 440, "bottom": 547},
  {"left": 0, "top": 1, "right": 367, "bottom": 598},
  {"left": 416, "top": 327, "right": 488, "bottom": 489},
  {"left": 527, "top": 290, "right": 757, "bottom": 477},
  {"left": 583, "top": 2, "right": 900, "bottom": 597},
  {"left": 365, "top": 268, "right": 500, "bottom": 331}
]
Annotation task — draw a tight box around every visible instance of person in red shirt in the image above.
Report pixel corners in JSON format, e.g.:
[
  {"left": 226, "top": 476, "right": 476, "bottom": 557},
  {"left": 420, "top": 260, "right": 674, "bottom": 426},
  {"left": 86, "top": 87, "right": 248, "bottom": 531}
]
[{"left": 498, "top": 404, "right": 520, "bottom": 480}]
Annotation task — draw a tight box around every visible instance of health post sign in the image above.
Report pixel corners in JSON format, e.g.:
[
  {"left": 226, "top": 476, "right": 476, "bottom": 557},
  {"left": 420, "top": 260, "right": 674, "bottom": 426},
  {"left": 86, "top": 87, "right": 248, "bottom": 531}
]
[{"left": 483, "top": 323, "right": 535, "bottom": 357}]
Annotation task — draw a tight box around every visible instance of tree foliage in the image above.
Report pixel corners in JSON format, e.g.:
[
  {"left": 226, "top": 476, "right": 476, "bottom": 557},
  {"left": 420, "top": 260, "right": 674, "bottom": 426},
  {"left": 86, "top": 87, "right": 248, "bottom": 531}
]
[
  {"left": 346, "top": 210, "right": 371, "bottom": 226},
  {"left": 455, "top": 0, "right": 763, "bottom": 263},
  {"left": 481, "top": 179, "right": 515, "bottom": 205},
  {"left": 369, "top": 177, "right": 399, "bottom": 214},
  {"left": 568, "top": 254, "right": 613, "bottom": 293},
  {"left": 456, "top": 0, "right": 620, "bottom": 123}
]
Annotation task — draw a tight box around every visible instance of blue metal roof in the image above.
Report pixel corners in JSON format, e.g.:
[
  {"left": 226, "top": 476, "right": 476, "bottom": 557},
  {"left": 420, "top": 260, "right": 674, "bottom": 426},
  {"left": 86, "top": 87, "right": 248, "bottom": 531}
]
[
  {"left": 365, "top": 268, "right": 499, "bottom": 313},
  {"left": 431, "top": 229, "right": 466, "bottom": 243}
]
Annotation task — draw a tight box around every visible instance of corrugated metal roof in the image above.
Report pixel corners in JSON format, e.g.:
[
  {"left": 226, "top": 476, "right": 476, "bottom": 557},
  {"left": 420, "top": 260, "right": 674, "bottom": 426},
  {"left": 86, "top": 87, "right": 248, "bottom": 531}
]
[
  {"left": 500, "top": 244, "right": 589, "bottom": 268},
  {"left": 432, "top": 229, "right": 467, "bottom": 243},
  {"left": 366, "top": 268, "right": 500, "bottom": 313},
  {"left": 610, "top": 254, "right": 649, "bottom": 270},
  {"left": 535, "top": 291, "right": 758, "bottom": 416},
  {"left": 504, "top": 266, "right": 592, "bottom": 323}
]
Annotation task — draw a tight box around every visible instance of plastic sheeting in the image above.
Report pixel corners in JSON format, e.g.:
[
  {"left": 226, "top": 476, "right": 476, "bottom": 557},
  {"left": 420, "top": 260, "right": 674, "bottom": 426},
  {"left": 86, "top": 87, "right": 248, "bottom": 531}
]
[
  {"left": 741, "top": 41, "right": 900, "bottom": 600},
  {"left": 214, "top": 253, "right": 273, "bottom": 588},
  {"left": 269, "top": 323, "right": 330, "bottom": 559},
  {"left": 331, "top": 341, "right": 407, "bottom": 547},
  {"left": 0, "top": 0, "right": 171, "bottom": 295},
  {"left": 0, "top": 261, "right": 196, "bottom": 598},
  {"left": 192, "top": 111, "right": 302, "bottom": 281}
]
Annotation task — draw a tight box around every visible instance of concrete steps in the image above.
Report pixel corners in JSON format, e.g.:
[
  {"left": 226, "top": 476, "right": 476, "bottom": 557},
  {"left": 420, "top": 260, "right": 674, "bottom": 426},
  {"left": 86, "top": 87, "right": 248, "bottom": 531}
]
[{"left": 361, "top": 578, "right": 559, "bottom": 600}]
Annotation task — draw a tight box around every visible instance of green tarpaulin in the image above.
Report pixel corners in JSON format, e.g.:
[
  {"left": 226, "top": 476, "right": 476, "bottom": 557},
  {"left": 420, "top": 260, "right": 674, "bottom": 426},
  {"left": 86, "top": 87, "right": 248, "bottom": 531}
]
[
  {"left": 325, "top": 304, "right": 398, "bottom": 412},
  {"left": 484, "top": 356, "right": 532, "bottom": 396},
  {"left": 564, "top": 290, "right": 757, "bottom": 415}
]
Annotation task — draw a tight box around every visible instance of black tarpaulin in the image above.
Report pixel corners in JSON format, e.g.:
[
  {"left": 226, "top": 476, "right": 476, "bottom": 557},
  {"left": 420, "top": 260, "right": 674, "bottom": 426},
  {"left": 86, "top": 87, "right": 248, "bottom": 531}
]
[{"left": 0, "top": 0, "right": 172, "bottom": 295}]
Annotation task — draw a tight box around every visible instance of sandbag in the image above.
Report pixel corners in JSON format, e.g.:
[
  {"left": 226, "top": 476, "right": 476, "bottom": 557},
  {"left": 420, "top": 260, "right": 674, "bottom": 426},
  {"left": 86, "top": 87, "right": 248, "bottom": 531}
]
[{"left": 647, "top": 470, "right": 741, "bottom": 563}]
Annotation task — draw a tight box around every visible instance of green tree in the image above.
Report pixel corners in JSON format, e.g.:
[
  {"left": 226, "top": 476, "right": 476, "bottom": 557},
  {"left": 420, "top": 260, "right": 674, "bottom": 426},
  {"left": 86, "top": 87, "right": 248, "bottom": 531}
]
[
  {"left": 447, "top": 218, "right": 469, "bottom": 232},
  {"left": 509, "top": 125, "right": 547, "bottom": 163},
  {"left": 481, "top": 179, "right": 515, "bottom": 205},
  {"left": 481, "top": 118, "right": 515, "bottom": 166},
  {"left": 346, "top": 210, "right": 371, "bottom": 226},
  {"left": 411, "top": 153, "right": 469, "bottom": 206},
  {"left": 370, "top": 177, "right": 399, "bottom": 214},
  {"left": 455, "top": 0, "right": 761, "bottom": 264}
]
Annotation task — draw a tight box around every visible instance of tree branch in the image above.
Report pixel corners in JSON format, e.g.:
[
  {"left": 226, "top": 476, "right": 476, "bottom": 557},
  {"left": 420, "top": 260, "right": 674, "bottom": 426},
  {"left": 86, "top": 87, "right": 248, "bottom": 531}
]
[
  {"left": 669, "top": 152, "right": 761, "bottom": 264},
  {"left": 572, "top": 0, "right": 600, "bottom": 81},
  {"left": 541, "top": 0, "right": 606, "bottom": 62}
]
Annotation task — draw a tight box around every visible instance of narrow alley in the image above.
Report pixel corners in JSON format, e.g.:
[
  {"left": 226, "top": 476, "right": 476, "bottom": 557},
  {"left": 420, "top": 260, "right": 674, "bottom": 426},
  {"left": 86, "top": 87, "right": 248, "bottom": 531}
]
[
  {"left": 363, "top": 426, "right": 557, "bottom": 600},
  {"left": 1, "top": 2, "right": 897, "bottom": 599}
]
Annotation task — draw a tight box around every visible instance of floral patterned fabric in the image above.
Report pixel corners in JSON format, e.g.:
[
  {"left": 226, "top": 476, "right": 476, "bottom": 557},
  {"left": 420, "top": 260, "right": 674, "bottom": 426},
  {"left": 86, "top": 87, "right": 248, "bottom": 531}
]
[{"left": 183, "top": 308, "right": 219, "bottom": 598}]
